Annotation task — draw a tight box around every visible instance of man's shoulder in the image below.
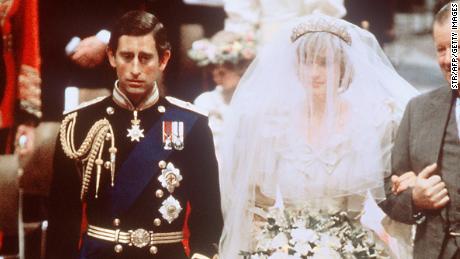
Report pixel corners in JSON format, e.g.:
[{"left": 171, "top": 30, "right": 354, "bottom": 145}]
[
  {"left": 165, "top": 96, "right": 208, "bottom": 117},
  {"left": 408, "top": 86, "right": 449, "bottom": 107},
  {"left": 63, "top": 96, "right": 110, "bottom": 116}
]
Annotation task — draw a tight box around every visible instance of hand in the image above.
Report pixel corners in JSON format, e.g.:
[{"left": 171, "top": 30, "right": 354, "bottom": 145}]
[
  {"left": 15, "top": 124, "right": 35, "bottom": 157},
  {"left": 412, "top": 163, "right": 449, "bottom": 210},
  {"left": 70, "top": 36, "right": 107, "bottom": 68},
  {"left": 391, "top": 171, "right": 416, "bottom": 194}
]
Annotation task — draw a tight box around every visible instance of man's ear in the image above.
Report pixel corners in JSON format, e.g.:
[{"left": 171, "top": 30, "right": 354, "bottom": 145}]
[
  {"left": 159, "top": 50, "right": 171, "bottom": 71},
  {"left": 107, "top": 48, "right": 116, "bottom": 68}
]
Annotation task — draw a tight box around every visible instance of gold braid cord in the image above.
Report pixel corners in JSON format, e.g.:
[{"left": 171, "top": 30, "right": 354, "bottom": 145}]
[{"left": 60, "top": 112, "right": 117, "bottom": 200}]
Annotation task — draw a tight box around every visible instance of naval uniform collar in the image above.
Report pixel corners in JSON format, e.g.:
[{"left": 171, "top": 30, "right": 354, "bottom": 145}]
[{"left": 112, "top": 80, "right": 159, "bottom": 111}]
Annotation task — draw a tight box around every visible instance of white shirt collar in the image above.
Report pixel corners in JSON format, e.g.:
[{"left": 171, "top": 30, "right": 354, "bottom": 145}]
[{"left": 112, "top": 80, "right": 159, "bottom": 111}]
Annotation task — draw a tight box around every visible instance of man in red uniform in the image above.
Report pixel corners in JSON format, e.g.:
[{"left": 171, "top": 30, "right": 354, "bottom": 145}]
[{"left": 0, "top": 0, "right": 41, "bottom": 255}]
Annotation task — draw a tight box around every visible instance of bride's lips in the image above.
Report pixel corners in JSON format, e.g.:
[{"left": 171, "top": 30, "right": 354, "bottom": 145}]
[{"left": 312, "top": 81, "right": 324, "bottom": 88}]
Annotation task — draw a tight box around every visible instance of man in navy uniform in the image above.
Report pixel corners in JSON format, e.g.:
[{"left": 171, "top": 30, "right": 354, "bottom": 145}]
[{"left": 46, "top": 11, "right": 222, "bottom": 259}]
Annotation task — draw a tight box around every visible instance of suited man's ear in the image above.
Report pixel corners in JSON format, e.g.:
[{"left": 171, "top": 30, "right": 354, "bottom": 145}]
[{"left": 107, "top": 48, "right": 116, "bottom": 68}]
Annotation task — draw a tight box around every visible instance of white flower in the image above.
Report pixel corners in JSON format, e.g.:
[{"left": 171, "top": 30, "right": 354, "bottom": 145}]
[
  {"left": 191, "top": 39, "right": 210, "bottom": 50},
  {"left": 268, "top": 251, "right": 298, "bottom": 259},
  {"left": 205, "top": 45, "right": 217, "bottom": 62},
  {"left": 232, "top": 41, "right": 243, "bottom": 52},
  {"left": 241, "top": 47, "right": 256, "bottom": 59},
  {"left": 343, "top": 241, "right": 355, "bottom": 254},
  {"left": 255, "top": 234, "right": 271, "bottom": 251},
  {"left": 290, "top": 228, "right": 318, "bottom": 244},
  {"left": 293, "top": 242, "right": 312, "bottom": 256},
  {"left": 269, "top": 232, "right": 289, "bottom": 250},
  {"left": 318, "top": 233, "right": 341, "bottom": 249},
  {"left": 311, "top": 246, "right": 341, "bottom": 259}
]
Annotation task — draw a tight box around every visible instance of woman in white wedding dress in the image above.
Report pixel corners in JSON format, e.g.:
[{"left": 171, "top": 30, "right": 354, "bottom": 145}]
[{"left": 218, "top": 15, "right": 418, "bottom": 258}]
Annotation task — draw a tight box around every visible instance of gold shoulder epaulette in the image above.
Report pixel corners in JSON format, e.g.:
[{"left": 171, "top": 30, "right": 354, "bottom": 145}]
[
  {"left": 63, "top": 96, "right": 109, "bottom": 115},
  {"left": 165, "top": 96, "right": 208, "bottom": 117}
]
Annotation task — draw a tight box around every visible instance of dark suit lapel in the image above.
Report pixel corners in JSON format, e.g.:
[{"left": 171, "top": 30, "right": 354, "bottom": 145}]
[{"left": 428, "top": 87, "right": 453, "bottom": 222}]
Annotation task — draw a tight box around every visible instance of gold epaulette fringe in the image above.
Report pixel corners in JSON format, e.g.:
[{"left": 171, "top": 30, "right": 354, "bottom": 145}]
[{"left": 60, "top": 112, "right": 117, "bottom": 200}]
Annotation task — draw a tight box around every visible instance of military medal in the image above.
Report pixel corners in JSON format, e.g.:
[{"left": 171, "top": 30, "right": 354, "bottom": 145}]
[
  {"left": 162, "top": 121, "right": 184, "bottom": 150},
  {"left": 158, "top": 162, "right": 183, "bottom": 193},
  {"left": 127, "top": 110, "right": 145, "bottom": 142},
  {"left": 159, "top": 195, "right": 182, "bottom": 224}
]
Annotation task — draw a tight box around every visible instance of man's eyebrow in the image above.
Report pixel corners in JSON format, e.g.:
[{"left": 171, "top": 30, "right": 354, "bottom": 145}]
[{"left": 139, "top": 51, "right": 154, "bottom": 56}]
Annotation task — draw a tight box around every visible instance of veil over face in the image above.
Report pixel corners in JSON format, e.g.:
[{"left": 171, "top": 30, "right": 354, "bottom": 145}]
[{"left": 218, "top": 14, "right": 418, "bottom": 258}]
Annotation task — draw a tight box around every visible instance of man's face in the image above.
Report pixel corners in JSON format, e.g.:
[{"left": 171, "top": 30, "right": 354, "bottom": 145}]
[
  {"left": 433, "top": 21, "right": 452, "bottom": 83},
  {"left": 108, "top": 33, "right": 170, "bottom": 103},
  {"left": 211, "top": 65, "right": 241, "bottom": 91}
]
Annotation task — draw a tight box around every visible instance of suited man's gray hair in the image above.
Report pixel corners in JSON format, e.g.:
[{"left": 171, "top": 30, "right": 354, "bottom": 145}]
[{"left": 435, "top": 1, "right": 459, "bottom": 25}]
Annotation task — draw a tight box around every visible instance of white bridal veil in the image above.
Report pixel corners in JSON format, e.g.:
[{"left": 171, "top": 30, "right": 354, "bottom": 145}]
[{"left": 218, "top": 14, "right": 418, "bottom": 258}]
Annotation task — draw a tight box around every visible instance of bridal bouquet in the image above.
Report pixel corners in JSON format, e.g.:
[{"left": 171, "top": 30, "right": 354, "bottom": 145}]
[{"left": 241, "top": 206, "right": 386, "bottom": 259}]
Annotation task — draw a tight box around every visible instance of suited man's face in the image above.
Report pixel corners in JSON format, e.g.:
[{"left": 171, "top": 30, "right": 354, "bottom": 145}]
[
  {"left": 433, "top": 21, "right": 454, "bottom": 83},
  {"left": 108, "top": 33, "right": 170, "bottom": 105}
]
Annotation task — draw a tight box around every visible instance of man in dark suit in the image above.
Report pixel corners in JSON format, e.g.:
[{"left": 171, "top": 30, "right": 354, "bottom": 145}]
[
  {"left": 381, "top": 2, "right": 460, "bottom": 258},
  {"left": 46, "top": 11, "right": 222, "bottom": 259}
]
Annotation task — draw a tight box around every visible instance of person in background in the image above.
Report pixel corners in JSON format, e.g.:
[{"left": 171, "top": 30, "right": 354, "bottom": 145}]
[
  {"left": 0, "top": 0, "right": 41, "bottom": 255},
  {"left": 189, "top": 30, "right": 255, "bottom": 161},
  {"left": 0, "top": 0, "right": 41, "bottom": 155}
]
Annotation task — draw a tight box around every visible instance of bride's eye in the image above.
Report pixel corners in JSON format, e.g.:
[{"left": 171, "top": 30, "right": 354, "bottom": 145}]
[{"left": 315, "top": 57, "right": 327, "bottom": 66}]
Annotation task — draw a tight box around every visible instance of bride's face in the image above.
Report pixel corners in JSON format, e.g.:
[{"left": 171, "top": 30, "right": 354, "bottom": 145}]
[{"left": 298, "top": 54, "right": 341, "bottom": 98}]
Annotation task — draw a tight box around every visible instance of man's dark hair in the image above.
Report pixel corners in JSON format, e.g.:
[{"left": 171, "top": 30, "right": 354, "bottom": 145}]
[{"left": 108, "top": 10, "right": 171, "bottom": 59}]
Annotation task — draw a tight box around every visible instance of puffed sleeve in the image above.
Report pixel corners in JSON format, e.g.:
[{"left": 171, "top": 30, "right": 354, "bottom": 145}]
[
  {"left": 302, "top": 0, "right": 346, "bottom": 18},
  {"left": 223, "top": 0, "right": 260, "bottom": 36}
]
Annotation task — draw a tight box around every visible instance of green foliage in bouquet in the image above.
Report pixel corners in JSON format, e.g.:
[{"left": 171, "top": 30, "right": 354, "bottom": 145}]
[{"left": 240, "top": 206, "right": 387, "bottom": 259}]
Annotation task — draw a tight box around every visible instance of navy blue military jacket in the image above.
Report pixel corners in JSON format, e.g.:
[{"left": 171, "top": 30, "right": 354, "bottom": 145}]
[{"left": 46, "top": 96, "right": 223, "bottom": 259}]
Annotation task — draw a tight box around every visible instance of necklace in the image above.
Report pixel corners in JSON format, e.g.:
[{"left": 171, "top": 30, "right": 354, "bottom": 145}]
[{"left": 127, "top": 110, "right": 145, "bottom": 142}]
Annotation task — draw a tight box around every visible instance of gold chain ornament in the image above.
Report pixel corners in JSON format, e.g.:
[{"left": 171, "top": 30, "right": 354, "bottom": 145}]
[{"left": 60, "top": 112, "right": 117, "bottom": 199}]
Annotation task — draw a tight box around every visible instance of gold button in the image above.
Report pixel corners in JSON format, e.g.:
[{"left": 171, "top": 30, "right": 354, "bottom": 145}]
[
  {"left": 158, "top": 160, "right": 167, "bottom": 169},
  {"left": 106, "top": 107, "right": 115, "bottom": 115},
  {"left": 114, "top": 244, "right": 123, "bottom": 253},
  {"left": 157, "top": 106, "right": 166, "bottom": 113},
  {"left": 155, "top": 189, "right": 164, "bottom": 198},
  {"left": 149, "top": 245, "right": 158, "bottom": 254},
  {"left": 153, "top": 218, "right": 161, "bottom": 226},
  {"left": 113, "top": 218, "right": 120, "bottom": 227},
  {"left": 104, "top": 161, "right": 111, "bottom": 169}
]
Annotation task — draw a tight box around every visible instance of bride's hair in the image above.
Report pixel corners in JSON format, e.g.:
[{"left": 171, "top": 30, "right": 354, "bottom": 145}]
[{"left": 295, "top": 32, "right": 353, "bottom": 92}]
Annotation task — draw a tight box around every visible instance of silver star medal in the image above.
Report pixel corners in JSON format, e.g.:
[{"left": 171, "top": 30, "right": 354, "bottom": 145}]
[
  {"left": 159, "top": 195, "right": 182, "bottom": 223},
  {"left": 127, "top": 110, "right": 144, "bottom": 142}
]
